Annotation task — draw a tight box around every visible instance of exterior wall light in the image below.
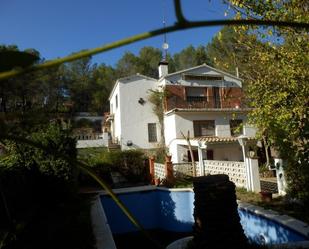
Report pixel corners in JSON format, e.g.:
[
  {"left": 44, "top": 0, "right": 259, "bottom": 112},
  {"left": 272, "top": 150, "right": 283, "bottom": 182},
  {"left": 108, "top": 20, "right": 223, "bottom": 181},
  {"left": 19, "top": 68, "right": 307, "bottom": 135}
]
[
  {"left": 247, "top": 147, "right": 256, "bottom": 158},
  {"left": 138, "top": 98, "right": 145, "bottom": 105}
]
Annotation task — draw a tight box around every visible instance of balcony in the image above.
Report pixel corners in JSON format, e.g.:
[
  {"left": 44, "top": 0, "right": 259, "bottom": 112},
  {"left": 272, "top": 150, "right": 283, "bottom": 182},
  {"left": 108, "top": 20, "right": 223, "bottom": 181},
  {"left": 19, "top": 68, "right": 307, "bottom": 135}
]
[{"left": 165, "top": 96, "right": 245, "bottom": 111}]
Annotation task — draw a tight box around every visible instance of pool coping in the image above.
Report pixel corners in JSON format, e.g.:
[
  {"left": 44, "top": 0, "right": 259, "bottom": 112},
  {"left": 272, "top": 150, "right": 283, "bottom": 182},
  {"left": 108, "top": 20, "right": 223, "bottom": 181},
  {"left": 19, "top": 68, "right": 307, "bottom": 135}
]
[
  {"left": 91, "top": 196, "right": 117, "bottom": 249},
  {"left": 238, "top": 201, "right": 309, "bottom": 239},
  {"left": 93, "top": 185, "right": 309, "bottom": 248}
]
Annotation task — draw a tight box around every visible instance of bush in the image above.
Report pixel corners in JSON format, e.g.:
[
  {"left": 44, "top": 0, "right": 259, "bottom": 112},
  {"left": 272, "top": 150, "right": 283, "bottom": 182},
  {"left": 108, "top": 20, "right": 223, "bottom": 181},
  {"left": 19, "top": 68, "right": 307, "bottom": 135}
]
[
  {"left": 78, "top": 149, "right": 150, "bottom": 185},
  {"left": 0, "top": 123, "right": 95, "bottom": 249},
  {"left": 73, "top": 118, "right": 94, "bottom": 129},
  {"left": 103, "top": 150, "right": 150, "bottom": 183}
]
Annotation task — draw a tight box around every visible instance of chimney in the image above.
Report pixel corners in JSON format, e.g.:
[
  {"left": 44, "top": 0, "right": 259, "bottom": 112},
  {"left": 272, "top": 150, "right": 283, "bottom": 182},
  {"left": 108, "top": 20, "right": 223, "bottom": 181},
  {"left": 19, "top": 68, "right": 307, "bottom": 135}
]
[{"left": 158, "top": 60, "right": 168, "bottom": 78}]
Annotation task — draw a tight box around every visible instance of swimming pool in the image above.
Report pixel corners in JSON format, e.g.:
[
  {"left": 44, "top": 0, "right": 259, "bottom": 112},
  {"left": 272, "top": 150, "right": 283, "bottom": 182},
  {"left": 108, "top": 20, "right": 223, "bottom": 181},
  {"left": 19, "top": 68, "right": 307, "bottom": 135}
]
[{"left": 100, "top": 187, "right": 308, "bottom": 245}]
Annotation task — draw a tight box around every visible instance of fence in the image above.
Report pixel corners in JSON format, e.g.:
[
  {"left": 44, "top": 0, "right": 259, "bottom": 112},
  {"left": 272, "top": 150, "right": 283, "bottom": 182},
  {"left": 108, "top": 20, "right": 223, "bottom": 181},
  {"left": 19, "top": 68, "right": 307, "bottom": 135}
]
[
  {"left": 75, "top": 133, "right": 102, "bottom": 140},
  {"left": 203, "top": 160, "right": 246, "bottom": 188},
  {"left": 154, "top": 163, "right": 166, "bottom": 180},
  {"left": 152, "top": 160, "right": 247, "bottom": 189}
]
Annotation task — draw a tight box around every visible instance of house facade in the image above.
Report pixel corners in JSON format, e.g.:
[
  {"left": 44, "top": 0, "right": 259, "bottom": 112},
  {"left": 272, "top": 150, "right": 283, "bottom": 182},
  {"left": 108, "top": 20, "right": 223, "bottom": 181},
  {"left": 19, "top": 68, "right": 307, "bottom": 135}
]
[
  {"left": 158, "top": 63, "right": 256, "bottom": 163},
  {"left": 106, "top": 74, "right": 161, "bottom": 150},
  {"left": 106, "top": 63, "right": 257, "bottom": 162}
]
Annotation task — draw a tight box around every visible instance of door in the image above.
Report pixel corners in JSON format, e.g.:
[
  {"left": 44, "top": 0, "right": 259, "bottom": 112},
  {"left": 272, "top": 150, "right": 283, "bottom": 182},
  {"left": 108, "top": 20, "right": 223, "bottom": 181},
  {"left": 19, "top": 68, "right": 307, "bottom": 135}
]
[
  {"left": 213, "top": 87, "right": 221, "bottom": 108},
  {"left": 206, "top": 150, "right": 214, "bottom": 160}
]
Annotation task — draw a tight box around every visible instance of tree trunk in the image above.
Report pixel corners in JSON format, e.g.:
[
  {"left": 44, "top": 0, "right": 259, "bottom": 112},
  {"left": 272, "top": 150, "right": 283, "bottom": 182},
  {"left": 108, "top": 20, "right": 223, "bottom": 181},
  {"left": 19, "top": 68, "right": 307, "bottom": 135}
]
[{"left": 181, "top": 130, "right": 196, "bottom": 177}]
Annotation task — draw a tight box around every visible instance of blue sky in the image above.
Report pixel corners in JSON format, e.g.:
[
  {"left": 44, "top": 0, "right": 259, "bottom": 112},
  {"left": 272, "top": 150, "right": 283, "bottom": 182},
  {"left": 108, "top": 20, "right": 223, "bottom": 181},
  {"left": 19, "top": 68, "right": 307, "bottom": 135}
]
[{"left": 0, "top": 0, "right": 232, "bottom": 66}]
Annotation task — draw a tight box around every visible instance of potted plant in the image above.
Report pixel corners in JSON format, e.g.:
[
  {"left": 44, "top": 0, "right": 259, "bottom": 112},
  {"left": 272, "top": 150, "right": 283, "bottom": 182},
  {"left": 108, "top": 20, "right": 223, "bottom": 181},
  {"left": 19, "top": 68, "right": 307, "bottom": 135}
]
[
  {"left": 260, "top": 191, "right": 272, "bottom": 202},
  {"left": 154, "top": 178, "right": 161, "bottom": 186}
]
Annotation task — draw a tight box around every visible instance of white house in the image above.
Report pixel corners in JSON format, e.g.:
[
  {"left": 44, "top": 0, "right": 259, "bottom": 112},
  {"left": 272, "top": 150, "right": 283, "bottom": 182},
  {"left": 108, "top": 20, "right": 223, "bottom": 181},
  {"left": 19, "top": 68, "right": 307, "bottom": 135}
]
[
  {"left": 158, "top": 63, "right": 257, "bottom": 163},
  {"left": 106, "top": 74, "right": 161, "bottom": 150},
  {"left": 106, "top": 62, "right": 257, "bottom": 161},
  {"left": 105, "top": 62, "right": 261, "bottom": 192}
]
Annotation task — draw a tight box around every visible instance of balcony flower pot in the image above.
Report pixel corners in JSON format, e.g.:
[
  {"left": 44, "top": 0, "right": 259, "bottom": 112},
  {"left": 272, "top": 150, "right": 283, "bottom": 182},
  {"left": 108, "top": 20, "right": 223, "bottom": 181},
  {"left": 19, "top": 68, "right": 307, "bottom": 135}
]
[{"left": 260, "top": 191, "right": 272, "bottom": 202}]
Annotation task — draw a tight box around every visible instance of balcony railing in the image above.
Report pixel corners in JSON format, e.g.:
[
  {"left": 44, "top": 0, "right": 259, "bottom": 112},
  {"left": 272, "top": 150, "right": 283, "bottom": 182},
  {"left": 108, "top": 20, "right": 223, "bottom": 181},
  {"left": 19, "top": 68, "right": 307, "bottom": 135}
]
[{"left": 165, "top": 96, "right": 246, "bottom": 111}]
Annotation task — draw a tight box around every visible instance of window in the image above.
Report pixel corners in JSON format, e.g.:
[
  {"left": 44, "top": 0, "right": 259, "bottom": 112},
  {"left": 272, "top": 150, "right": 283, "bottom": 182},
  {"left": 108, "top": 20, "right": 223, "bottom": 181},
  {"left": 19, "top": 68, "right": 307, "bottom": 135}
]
[
  {"left": 230, "top": 119, "right": 243, "bottom": 136},
  {"left": 193, "top": 120, "right": 215, "bottom": 137},
  {"left": 148, "top": 123, "right": 157, "bottom": 142},
  {"left": 183, "top": 74, "right": 223, "bottom": 81},
  {"left": 115, "top": 94, "right": 118, "bottom": 109},
  {"left": 186, "top": 87, "right": 207, "bottom": 102}
]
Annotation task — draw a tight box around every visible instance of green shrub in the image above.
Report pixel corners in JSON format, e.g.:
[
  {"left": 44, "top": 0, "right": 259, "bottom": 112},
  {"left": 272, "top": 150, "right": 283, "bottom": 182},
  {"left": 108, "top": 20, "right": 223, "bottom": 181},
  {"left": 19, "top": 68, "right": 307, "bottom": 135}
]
[
  {"left": 0, "top": 124, "right": 95, "bottom": 249},
  {"left": 104, "top": 150, "right": 149, "bottom": 183},
  {"left": 73, "top": 118, "right": 94, "bottom": 128},
  {"left": 78, "top": 149, "right": 150, "bottom": 185},
  {"left": 1, "top": 125, "right": 78, "bottom": 212}
]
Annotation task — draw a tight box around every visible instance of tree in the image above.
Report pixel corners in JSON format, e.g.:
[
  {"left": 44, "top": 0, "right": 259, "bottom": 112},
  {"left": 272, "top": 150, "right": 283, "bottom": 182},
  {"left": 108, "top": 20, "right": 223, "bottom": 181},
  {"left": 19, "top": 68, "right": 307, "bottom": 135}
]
[
  {"left": 226, "top": 0, "right": 309, "bottom": 203},
  {"left": 64, "top": 56, "right": 97, "bottom": 113},
  {"left": 206, "top": 26, "right": 249, "bottom": 77},
  {"left": 0, "top": 45, "right": 70, "bottom": 116},
  {"left": 173, "top": 45, "right": 212, "bottom": 71},
  {"left": 115, "top": 51, "right": 139, "bottom": 77},
  {"left": 92, "top": 63, "right": 117, "bottom": 112},
  {"left": 137, "top": 47, "right": 162, "bottom": 78}
]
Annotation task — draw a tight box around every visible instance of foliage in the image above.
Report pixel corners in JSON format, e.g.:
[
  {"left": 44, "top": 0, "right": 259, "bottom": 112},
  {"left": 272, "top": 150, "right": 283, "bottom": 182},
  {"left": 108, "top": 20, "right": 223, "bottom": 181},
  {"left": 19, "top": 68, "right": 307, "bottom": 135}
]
[
  {"left": 148, "top": 89, "right": 169, "bottom": 148},
  {"left": 206, "top": 26, "right": 249, "bottom": 77},
  {"left": 0, "top": 124, "right": 96, "bottom": 249},
  {"left": 73, "top": 118, "right": 94, "bottom": 129},
  {"left": 78, "top": 148, "right": 149, "bottom": 185},
  {"left": 215, "top": 1, "right": 309, "bottom": 204},
  {"left": 1, "top": 123, "right": 78, "bottom": 187},
  {"left": 173, "top": 45, "right": 212, "bottom": 71}
]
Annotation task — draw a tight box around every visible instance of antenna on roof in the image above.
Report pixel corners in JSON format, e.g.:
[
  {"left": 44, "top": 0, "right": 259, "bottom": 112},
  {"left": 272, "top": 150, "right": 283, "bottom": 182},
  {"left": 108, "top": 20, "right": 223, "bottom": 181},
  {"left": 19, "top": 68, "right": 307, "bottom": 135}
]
[{"left": 162, "top": 0, "right": 169, "bottom": 61}]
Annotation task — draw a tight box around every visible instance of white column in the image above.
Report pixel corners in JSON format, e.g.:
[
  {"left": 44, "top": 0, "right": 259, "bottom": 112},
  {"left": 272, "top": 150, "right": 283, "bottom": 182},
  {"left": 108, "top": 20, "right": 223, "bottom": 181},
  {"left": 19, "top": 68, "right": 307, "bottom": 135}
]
[
  {"left": 237, "top": 136, "right": 250, "bottom": 191},
  {"left": 275, "top": 158, "right": 287, "bottom": 195},
  {"left": 247, "top": 157, "right": 261, "bottom": 192},
  {"left": 197, "top": 142, "right": 207, "bottom": 176}
]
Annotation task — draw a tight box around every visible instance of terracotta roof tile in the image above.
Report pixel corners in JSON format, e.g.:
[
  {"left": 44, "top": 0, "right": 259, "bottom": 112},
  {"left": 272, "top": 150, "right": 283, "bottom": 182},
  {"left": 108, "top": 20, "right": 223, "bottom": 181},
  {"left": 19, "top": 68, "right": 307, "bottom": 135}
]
[{"left": 191, "top": 136, "right": 256, "bottom": 143}]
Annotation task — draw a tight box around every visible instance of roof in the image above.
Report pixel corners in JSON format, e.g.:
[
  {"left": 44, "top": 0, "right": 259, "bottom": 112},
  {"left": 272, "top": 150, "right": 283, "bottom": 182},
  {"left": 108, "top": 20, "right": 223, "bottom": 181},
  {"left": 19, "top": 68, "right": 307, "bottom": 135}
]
[
  {"left": 191, "top": 136, "right": 256, "bottom": 144},
  {"left": 165, "top": 108, "right": 253, "bottom": 116},
  {"left": 108, "top": 73, "right": 157, "bottom": 100},
  {"left": 160, "top": 63, "right": 242, "bottom": 81}
]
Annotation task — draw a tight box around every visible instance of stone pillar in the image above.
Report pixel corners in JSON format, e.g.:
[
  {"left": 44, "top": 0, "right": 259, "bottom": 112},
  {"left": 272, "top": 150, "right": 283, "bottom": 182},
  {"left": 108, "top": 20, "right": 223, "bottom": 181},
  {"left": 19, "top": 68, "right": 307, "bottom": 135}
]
[
  {"left": 192, "top": 175, "right": 248, "bottom": 249},
  {"left": 149, "top": 156, "right": 155, "bottom": 184},
  {"left": 165, "top": 155, "right": 174, "bottom": 183},
  {"left": 275, "top": 158, "right": 287, "bottom": 196}
]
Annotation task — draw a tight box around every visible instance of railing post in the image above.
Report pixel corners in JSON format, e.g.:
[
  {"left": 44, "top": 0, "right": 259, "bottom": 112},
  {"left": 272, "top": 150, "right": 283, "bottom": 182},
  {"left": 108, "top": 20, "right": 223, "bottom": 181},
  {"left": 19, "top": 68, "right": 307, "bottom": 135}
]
[
  {"left": 149, "top": 156, "right": 155, "bottom": 184},
  {"left": 165, "top": 155, "right": 174, "bottom": 183}
]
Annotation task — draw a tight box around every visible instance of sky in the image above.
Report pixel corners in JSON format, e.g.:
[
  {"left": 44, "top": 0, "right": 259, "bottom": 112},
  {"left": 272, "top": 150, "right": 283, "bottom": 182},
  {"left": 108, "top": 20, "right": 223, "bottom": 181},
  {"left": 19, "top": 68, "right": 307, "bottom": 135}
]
[{"left": 0, "top": 0, "right": 232, "bottom": 66}]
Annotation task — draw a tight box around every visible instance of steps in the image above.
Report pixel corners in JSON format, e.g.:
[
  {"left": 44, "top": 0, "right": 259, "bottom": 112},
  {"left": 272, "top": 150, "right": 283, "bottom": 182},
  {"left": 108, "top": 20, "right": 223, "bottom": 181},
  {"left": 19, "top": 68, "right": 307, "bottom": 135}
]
[{"left": 107, "top": 143, "right": 120, "bottom": 152}]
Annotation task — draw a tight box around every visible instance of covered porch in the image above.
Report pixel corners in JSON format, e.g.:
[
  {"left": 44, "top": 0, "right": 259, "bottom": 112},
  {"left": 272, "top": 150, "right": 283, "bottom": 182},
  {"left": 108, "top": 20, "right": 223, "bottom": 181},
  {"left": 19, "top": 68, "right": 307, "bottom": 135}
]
[{"left": 168, "top": 136, "right": 261, "bottom": 192}]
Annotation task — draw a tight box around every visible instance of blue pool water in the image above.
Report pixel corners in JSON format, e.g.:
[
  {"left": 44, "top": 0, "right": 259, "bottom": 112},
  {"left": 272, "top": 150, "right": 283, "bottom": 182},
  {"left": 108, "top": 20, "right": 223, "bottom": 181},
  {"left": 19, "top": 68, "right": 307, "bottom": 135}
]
[{"left": 100, "top": 189, "right": 308, "bottom": 245}]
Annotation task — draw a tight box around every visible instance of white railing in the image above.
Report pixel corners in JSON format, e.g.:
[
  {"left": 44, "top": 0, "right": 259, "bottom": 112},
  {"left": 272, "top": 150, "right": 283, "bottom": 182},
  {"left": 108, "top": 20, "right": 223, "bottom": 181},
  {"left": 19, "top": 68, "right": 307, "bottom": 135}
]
[
  {"left": 154, "top": 163, "right": 165, "bottom": 180},
  {"left": 75, "top": 133, "right": 102, "bottom": 140},
  {"left": 203, "top": 160, "right": 246, "bottom": 188}
]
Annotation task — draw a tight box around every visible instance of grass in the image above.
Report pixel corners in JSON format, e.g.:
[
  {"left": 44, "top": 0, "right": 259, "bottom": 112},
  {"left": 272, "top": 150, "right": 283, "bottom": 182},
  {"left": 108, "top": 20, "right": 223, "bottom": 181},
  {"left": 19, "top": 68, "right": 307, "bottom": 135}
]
[{"left": 77, "top": 147, "right": 108, "bottom": 161}]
